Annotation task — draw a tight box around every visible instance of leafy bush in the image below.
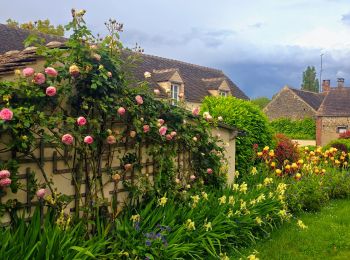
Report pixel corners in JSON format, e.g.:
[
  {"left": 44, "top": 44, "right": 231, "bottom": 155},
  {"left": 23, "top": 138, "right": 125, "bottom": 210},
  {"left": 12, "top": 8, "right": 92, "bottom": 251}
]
[
  {"left": 270, "top": 118, "right": 315, "bottom": 140},
  {"left": 274, "top": 134, "right": 300, "bottom": 167},
  {"left": 325, "top": 139, "right": 350, "bottom": 153},
  {"left": 201, "top": 96, "right": 272, "bottom": 173}
]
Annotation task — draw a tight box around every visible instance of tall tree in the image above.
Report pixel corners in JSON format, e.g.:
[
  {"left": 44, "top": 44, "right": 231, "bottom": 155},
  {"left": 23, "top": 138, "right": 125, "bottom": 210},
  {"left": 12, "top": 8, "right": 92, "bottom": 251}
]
[
  {"left": 251, "top": 96, "right": 270, "bottom": 109},
  {"left": 6, "top": 19, "right": 64, "bottom": 36},
  {"left": 301, "top": 66, "right": 319, "bottom": 93}
]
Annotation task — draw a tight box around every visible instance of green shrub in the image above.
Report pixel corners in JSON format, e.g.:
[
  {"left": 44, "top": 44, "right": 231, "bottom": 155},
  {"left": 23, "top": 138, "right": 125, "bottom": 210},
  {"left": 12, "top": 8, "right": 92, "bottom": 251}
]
[
  {"left": 201, "top": 96, "right": 272, "bottom": 173},
  {"left": 270, "top": 118, "right": 315, "bottom": 140},
  {"left": 324, "top": 139, "right": 350, "bottom": 153}
]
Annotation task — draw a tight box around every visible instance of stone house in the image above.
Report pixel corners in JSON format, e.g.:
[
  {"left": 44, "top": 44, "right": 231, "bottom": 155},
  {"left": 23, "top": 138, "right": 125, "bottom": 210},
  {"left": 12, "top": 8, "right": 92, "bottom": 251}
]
[
  {"left": 265, "top": 79, "right": 350, "bottom": 146},
  {"left": 0, "top": 24, "right": 249, "bottom": 109}
]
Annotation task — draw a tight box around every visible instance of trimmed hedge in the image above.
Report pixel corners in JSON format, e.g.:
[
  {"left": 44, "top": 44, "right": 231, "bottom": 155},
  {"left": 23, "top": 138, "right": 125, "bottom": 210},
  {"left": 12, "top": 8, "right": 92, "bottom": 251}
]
[
  {"left": 270, "top": 118, "right": 315, "bottom": 140},
  {"left": 201, "top": 96, "right": 272, "bottom": 173}
]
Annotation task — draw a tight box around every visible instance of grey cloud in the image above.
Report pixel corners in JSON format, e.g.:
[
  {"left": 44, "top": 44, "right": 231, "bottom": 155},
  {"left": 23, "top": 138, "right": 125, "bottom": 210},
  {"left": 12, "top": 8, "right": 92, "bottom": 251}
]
[
  {"left": 250, "top": 22, "right": 264, "bottom": 29},
  {"left": 341, "top": 12, "right": 350, "bottom": 25}
]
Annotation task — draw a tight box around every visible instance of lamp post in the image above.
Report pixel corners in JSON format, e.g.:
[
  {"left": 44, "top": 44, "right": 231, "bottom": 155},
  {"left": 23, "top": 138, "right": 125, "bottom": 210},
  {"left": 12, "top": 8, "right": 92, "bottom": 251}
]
[{"left": 320, "top": 53, "right": 324, "bottom": 92}]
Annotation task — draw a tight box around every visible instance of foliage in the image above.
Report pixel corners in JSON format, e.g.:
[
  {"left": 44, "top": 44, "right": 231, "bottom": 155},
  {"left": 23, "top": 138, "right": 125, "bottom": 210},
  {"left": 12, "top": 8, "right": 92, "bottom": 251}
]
[
  {"left": 273, "top": 134, "right": 300, "bottom": 167},
  {"left": 325, "top": 138, "right": 350, "bottom": 153},
  {"left": 270, "top": 117, "right": 316, "bottom": 140},
  {"left": 6, "top": 18, "right": 64, "bottom": 36},
  {"left": 0, "top": 11, "right": 225, "bottom": 223},
  {"left": 201, "top": 96, "right": 272, "bottom": 173},
  {"left": 301, "top": 66, "right": 319, "bottom": 93},
  {"left": 250, "top": 96, "right": 270, "bottom": 109}
]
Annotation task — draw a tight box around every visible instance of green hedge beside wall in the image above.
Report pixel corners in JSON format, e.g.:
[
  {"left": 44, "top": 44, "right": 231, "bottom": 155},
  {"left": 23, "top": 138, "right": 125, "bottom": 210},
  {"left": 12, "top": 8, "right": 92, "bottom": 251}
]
[{"left": 270, "top": 118, "right": 315, "bottom": 140}]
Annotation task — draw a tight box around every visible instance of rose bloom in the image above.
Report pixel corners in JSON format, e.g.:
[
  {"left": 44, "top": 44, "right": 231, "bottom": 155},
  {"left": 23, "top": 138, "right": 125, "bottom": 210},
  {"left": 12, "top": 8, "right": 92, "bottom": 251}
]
[
  {"left": 135, "top": 95, "right": 143, "bottom": 105},
  {"left": 130, "top": 131, "right": 136, "bottom": 138},
  {"left": 76, "top": 116, "right": 87, "bottom": 126},
  {"left": 0, "top": 108, "right": 13, "bottom": 121},
  {"left": 144, "top": 71, "right": 151, "bottom": 78},
  {"left": 124, "top": 163, "right": 132, "bottom": 171},
  {"left": 158, "top": 119, "right": 165, "bottom": 126},
  {"left": 46, "top": 86, "right": 57, "bottom": 96},
  {"left": 62, "top": 134, "right": 74, "bottom": 145},
  {"left": 0, "top": 170, "right": 10, "bottom": 179},
  {"left": 170, "top": 131, "right": 177, "bottom": 137},
  {"left": 117, "top": 107, "right": 126, "bottom": 116},
  {"left": 190, "top": 175, "right": 196, "bottom": 180},
  {"left": 44, "top": 67, "right": 58, "bottom": 77},
  {"left": 107, "top": 71, "right": 112, "bottom": 78},
  {"left": 106, "top": 135, "right": 116, "bottom": 144},
  {"left": 92, "top": 53, "right": 101, "bottom": 61},
  {"left": 192, "top": 136, "right": 198, "bottom": 142},
  {"left": 33, "top": 73, "right": 46, "bottom": 85},
  {"left": 36, "top": 188, "right": 46, "bottom": 199},
  {"left": 159, "top": 126, "right": 167, "bottom": 136},
  {"left": 143, "top": 125, "right": 150, "bottom": 133},
  {"left": 166, "top": 134, "right": 172, "bottom": 141},
  {"left": 207, "top": 168, "right": 213, "bottom": 174},
  {"left": 0, "top": 178, "right": 11, "bottom": 187},
  {"left": 22, "top": 67, "right": 35, "bottom": 77},
  {"left": 192, "top": 107, "right": 200, "bottom": 116},
  {"left": 69, "top": 65, "right": 80, "bottom": 76},
  {"left": 84, "top": 136, "right": 94, "bottom": 144},
  {"left": 154, "top": 89, "right": 160, "bottom": 95}
]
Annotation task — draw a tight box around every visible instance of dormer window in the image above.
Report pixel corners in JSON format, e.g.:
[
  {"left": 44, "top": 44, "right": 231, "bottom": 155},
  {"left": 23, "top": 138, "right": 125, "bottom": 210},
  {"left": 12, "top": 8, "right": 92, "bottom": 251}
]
[
  {"left": 171, "top": 84, "right": 180, "bottom": 105},
  {"left": 219, "top": 90, "right": 228, "bottom": 97}
]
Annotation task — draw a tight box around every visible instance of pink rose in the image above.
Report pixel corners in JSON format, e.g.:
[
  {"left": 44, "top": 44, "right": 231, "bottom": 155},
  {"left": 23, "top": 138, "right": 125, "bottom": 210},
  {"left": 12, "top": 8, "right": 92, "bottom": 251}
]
[
  {"left": 130, "top": 131, "right": 136, "bottom": 138},
  {"left": 107, "top": 71, "right": 112, "bottom": 78},
  {"left": 124, "top": 163, "right": 132, "bottom": 171},
  {"left": 159, "top": 126, "right": 167, "bottom": 136},
  {"left": 76, "top": 116, "right": 87, "bottom": 126},
  {"left": 143, "top": 125, "right": 150, "bottom": 133},
  {"left": 170, "top": 131, "right": 177, "bottom": 137},
  {"left": 33, "top": 73, "right": 46, "bottom": 85},
  {"left": 158, "top": 119, "right": 165, "bottom": 126},
  {"left": 84, "top": 136, "right": 94, "bottom": 144},
  {"left": 23, "top": 67, "right": 35, "bottom": 77},
  {"left": 192, "top": 107, "right": 200, "bottom": 116},
  {"left": 44, "top": 67, "right": 58, "bottom": 77},
  {"left": 117, "top": 107, "right": 126, "bottom": 116},
  {"left": 135, "top": 95, "right": 143, "bottom": 105},
  {"left": 0, "top": 170, "right": 10, "bottom": 179},
  {"left": 0, "top": 178, "right": 11, "bottom": 187},
  {"left": 207, "top": 168, "right": 213, "bottom": 174},
  {"left": 106, "top": 135, "right": 116, "bottom": 144},
  {"left": 166, "top": 134, "right": 172, "bottom": 141},
  {"left": 154, "top": 89, "right": 160, "bottom": 95},
  {"left": 0, "top": 108, "right": 13, "bottom": 121},
  {"left": 36, "top": 188, "right": 46, "bottom": 199},
  {"left": 46, "top": 86, "right": 57, "bottom": 96},
  {"left": 62, "top": 134, "right": 74, "bottom": 145},
  {"left": 190, "top": 175, "right": 196, "bottom": 181}
]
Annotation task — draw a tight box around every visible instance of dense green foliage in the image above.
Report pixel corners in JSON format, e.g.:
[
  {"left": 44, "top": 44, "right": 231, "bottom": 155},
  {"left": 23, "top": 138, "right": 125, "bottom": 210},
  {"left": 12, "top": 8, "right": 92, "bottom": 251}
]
[
  {"left": 250, "top": 96, "right": 270, "bottom": 109},
  {"left": 301, "top": 66, "right": 319, "bottom": 93},
  {"left": 201, "top": 96, "right": 272, "bottom": 173},
  {"left": 270, "top": 117, "right": 316, "bottom": 140},
  {"left": 6, "top": 18, "right": 64, "bottom": 36},
  {"left": 325, "top": 138, "right": 350, "bottom": 152}
]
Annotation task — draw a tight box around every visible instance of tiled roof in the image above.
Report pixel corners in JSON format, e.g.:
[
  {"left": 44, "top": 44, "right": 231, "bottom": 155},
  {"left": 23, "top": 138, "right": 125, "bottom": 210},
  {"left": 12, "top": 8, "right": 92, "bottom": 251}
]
[
  {"left": 317, "top": 88, "right": 350, "bottom": 116},
  {"left": 289, "top": 88, "right": 326, "bottom": 110},
  {"left": 0, "top": 23, "right": 65, "bottom": 54},
  {"left": 132, "top": 53, "right": 249, "bottom": 102}
]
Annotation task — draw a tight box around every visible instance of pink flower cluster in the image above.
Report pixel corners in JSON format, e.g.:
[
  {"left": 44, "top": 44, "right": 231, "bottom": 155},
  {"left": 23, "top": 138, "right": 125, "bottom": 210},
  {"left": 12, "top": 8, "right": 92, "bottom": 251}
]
[
  {"left": 46, "top": 86, "right": 57, "bottom": 96},
  {"left": 0, "top": 170, "right": 11, "bottom": 188},
  {"left": 62, "top": 134, "right": 74, "bottom": 145},
  {"left": 84, "top": 136, "right": 94, "bottom": 144},
  {"left": 135, "top": 95, "right": 143, "bottom": 105},
  {"left": 36, "top": 188, "right": 46, "bottom": 199},
  {"left": 44, "top": 67, "right": 58, "bottom": 77},
  {"left": 33, "top": 73, "right": 46, "bottom": 85},
  {"left": 76, "top": 116, "right": 87, "bottom": 126},
  {"left": 0, "top": 108, "right": 13, "bottom": 121}
]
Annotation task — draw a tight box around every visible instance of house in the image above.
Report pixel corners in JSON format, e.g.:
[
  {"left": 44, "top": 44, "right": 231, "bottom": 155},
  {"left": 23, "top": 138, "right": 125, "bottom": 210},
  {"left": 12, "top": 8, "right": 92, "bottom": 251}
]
[
  {"left": 0, "top": 24, "right": 248, "bottom": 108},
  {"left": 265, "top": 78, "right": 350, "bottom": 146}
]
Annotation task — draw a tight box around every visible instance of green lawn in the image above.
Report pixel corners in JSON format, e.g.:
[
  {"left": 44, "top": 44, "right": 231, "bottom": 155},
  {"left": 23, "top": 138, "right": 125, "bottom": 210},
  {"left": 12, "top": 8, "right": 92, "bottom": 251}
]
[{"left": 234, "top": 199, "right": 350, "bottom": 260}]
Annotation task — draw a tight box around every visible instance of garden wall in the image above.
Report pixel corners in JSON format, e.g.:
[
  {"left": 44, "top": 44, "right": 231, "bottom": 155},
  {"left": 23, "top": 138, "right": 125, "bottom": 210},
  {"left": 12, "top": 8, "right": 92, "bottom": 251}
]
[{"left": 0, "top": 125, "right": 236, "bottom": 225}]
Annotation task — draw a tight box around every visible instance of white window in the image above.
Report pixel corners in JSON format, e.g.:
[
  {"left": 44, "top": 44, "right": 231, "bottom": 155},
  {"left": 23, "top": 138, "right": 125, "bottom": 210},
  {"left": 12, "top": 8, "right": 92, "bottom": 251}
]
[
  {"left": 337, "top": 126, "right": 348, "bottom": 134},
  {"left": 219, "top": 91, "right": 228, "bottom": 97},
  {"left": 171, "top": 84, "right": 179, "bottom": 105}
]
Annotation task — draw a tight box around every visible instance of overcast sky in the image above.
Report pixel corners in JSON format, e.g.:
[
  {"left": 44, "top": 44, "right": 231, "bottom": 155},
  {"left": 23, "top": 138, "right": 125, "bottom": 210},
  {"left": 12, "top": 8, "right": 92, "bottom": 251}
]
[{"left": 2, "top": 0, "right": 350, "bottom": 98}]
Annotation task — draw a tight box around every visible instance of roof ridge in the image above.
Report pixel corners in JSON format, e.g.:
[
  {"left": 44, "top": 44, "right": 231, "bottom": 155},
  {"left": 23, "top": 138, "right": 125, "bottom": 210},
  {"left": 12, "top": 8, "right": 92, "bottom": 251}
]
[
  {"left": 140, "top": 52, "right": 224, "bottom": 73},
  {"left": 289, "top": 87, "right": 322, "bottom": 95},
  {"left": 0, "top": 23, "right": 65, "bottom": 40}
]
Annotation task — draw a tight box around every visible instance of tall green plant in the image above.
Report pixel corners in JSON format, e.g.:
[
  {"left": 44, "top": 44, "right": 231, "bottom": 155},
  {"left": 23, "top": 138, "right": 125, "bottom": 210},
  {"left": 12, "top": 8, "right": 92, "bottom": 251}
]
[{"left": 270, "top": 118, "right": 315, "bottom": 140}]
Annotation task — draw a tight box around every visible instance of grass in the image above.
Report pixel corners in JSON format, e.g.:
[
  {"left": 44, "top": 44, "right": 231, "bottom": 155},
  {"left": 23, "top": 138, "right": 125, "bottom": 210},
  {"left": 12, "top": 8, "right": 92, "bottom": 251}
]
[{"left": 233, "top": 199, "right": 350, "bottom": 260}]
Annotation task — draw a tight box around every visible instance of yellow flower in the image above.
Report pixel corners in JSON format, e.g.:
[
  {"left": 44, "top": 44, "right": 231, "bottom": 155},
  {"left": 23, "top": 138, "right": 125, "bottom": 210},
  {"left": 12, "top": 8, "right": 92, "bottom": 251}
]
[
  {"left": 98, "top": 64, "right": 104, "bottom": 70},
  {"left": 191, "top": 195, "right": 200, "bottom": 207},
  {"left": 185, "top": 219, "right": 196, "bottom": 231},
  {"left": 263, "top": 146, "right": 269, "bottom": 151},
  {"left": 204, "top": 221, "right": 212, "bottom": 231},
  {"left": 130, "top": 214, "right": 140, "bottom": 222},
  {"left": 233, "top": 183, "right": 239, "bottom": 191},
  {"left": 228, "top": 196, "right": 235, "bottom": 205},
  {"left": 278, "top": 209, "right": 288, "bottom": 218},
  {"left": 256, "top": 194, "right": 266, "bottom": 203},
  {"left": 220, "top": 253, "right": 230, "bottom": 260},
  {"left": 247, "top": 254, "right": 259, "bottom": 260},
  {"left": 69, "top": 64, "right": 80, "bottom": 75},
  {"left": 297, "top": 219, "right": 308, "bottom": 229},
  {"left": 250, "top": 199, "right": 256, "bottom": 206},
  {"left": 240, "top": 200, "right": 247, "bottom": 210},
  {"left": 257, "top": 151, "right": 263, "bottom": 157},
  {"left": 298, "top": 159, "right": 304, "bottom": 164},
  {"left": 14, "top": 69, "right": 21, "bottom": 76},
  {"left": 291, "top": 163, "right": 298, "bottom": 169},
  {"left": 201, "top": 191, "right": 208, "bottom": 200},
  {"left": 255, "top": 216, "right": 263, "bottom": 225},
  {"left": 277, "top": 183, "right": 287, "bottom": 195},
  {"left": 158, "top": 195, "right": 168, "bottom": 207},
  {"left": 269, "top": 149, "right": 275, "bottom": 157},
  {"left": 256, "top": 183, "right": 263, "bottom": 190},
  {"left": 263, "top": 177, "right": 273, "bottom": 186},
  {"left": 227, "top": 209, "right": 234, "bottom": 217},
  {"left": 251, "top": 167, "right": 258, "bottom": 175},
  {"left": 240, "top": 182, "right": 248, "bottom": 193},
  {"left": 275, "top": 169, "right": 282, "bottom": 176},
  {"left": 218, "top": 195, "right": 227, "bottom": 205},
  {"left": 235, "top": 171, "right": 240, "bottom": 177}
]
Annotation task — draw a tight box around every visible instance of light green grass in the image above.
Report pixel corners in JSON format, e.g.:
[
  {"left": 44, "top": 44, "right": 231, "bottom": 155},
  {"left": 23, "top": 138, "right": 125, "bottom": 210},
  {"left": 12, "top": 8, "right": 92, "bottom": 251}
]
[{"left": 233, "top": 200, "right": 350, "bottom": 260}]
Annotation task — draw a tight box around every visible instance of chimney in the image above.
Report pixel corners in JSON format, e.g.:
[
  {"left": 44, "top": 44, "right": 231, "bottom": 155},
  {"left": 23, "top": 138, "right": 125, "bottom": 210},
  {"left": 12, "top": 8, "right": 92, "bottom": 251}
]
[
  {"left": 322, "top": 79, "right": 330, "bottom": 92},
  {"left": 337, "top": 78, "right": 345, "bottom": 88}
]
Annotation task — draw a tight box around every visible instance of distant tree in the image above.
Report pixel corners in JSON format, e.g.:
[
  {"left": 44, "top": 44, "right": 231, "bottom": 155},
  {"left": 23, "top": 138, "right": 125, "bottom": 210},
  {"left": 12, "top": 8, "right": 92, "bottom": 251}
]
[
  {"left": 6, "top": 19, "right": 64, "bottom": 36},
  {"left": 301, "top": 66, "right": 319, "bottom": 93},
  {"left": 251, "top": 97, "right": 271, "bottom": 109}
]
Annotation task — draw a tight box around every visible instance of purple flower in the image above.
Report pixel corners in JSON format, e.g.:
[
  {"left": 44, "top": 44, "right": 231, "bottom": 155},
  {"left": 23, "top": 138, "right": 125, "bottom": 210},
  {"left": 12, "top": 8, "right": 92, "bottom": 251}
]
[{"left": 145, "top": 240, "right": 152, "bottom": 247}]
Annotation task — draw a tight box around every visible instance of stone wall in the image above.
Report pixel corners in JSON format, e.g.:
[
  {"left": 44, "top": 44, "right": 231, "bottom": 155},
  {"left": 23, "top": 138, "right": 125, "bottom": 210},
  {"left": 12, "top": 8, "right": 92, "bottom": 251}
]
[
  {"left": 317, "top": 116, "right": 350, "bottom": 146},
  {"left": 264, "top": 87, "right": 316, "bottom": 120}
]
